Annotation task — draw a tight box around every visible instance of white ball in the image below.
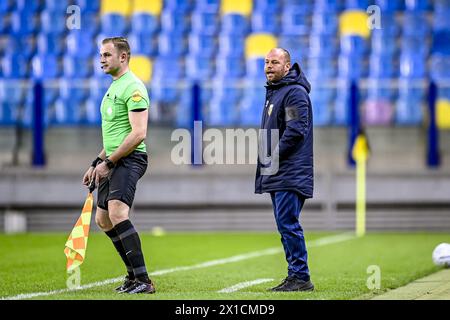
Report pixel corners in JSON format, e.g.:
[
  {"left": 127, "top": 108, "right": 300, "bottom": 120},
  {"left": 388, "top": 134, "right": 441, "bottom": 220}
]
[{"left": 432, "top": 243, "right": 450, "bottom": 267}]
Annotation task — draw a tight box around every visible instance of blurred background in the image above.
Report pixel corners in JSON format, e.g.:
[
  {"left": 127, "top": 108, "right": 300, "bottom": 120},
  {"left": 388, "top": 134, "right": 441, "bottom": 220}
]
[{"left": 0, "top": 0, "right": 449, "bottom": 233}]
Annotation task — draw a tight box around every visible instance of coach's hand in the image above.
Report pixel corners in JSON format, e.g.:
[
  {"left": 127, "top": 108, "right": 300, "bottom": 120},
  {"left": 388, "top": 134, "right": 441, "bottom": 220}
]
[
  {"left": 82, "top": 166, "right": 95, "bottom": 186},
  {"left": 93, "top": 162, "right": 110, "bottom": 187}
]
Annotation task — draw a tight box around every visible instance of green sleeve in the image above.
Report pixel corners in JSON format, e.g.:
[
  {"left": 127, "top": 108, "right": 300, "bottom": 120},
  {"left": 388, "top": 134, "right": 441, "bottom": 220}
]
[{"left": 123, "top": 82, "right": 150, "bottom": 111}]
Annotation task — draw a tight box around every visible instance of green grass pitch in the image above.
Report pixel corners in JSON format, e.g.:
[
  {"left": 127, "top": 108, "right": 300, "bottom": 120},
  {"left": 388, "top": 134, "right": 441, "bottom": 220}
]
[{"left": 0, "top": 231, "right": 447, "bottom": 300}]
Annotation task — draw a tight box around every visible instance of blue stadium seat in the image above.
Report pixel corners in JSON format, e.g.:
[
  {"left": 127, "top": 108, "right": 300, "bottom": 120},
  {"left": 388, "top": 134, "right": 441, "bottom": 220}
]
[
  {"left": 338, "top": 54, "right": 367, "bottom": 80},
  {"left": 66, "top": 31, "right": 96, "bottom": 58},
  {"left": 431, "top": 30, "right": 450, "bottom": 55},
  {"left": 369, "top": 54, "right": 396, "bottom": 78},
  {"left": 158, "top": 31, "right": 187, "bottom": 56},
  {"left": 401, "top": 36, "right": 429, "bottom": 57},
  {"left": 284, "top": 0, "right": 314, "bottom": 13},
  {"left": 165, "top": 0, "right": 193, "bottom": 11},
  {"left": 403, "top": 12, "right": 430, "bottom": 37},
  {"left": 188, "top": 33, "right": 217, "bottom": 56},
  {"left": 131, "top": 13, "right": 159, "bottom": 35},
  {"left": 63, "top": 56, "right": 93, "bottom": 78},
  {"left": 240, "top": 83, "right": 265, "bottom": 125},
  {"left": 432, "top": 10, "right": 450, "bottom": 31},
  {"left": 11, "top": 11, "right": 38, "bottom": 35},
  {"left": 374, "top": 0, "right": 405, "bottom": 12},
  {"left": 5, "top": 34, "right": 37, "bottom": 58},
  {"left": 404, "top": 0, "right": 431, "bottom": 11},
  {"left": 40, "top": 9, "right": 66, "bottom": 34},
  {"left": 429, "top": 54, "right": 450, "bottom": 80},
  {"left": 307, "top": 56, "right": 337, "bottom": 79},
  {"left": 151, "top": 78, "right": 180, "bottom": 104},
  {"left": 161, "top": 8, "right": 190, "bottom": 33},
  {"left": 46, "top": 0, "right": 71, "bottom": 13},
  {"left": 36, "top": 33, "right": 65, "bottom": 56},
  {"left": 376, "top": 13, "right": 400, "bottom": 36},
  {"left": 208, "top": 83, "right": 241, "bottom": 125},
  {"left": 278, "top": 35, "right": 309, "bottom": 62},
  {"left": 280, "top": 7, "right": 310, "bottom": 36},
  {"left": 215, "top": 54, "right": 246, "bottom": 78},
  {"left": 77, "top": 0, "right": 100, "bottom": 13},
  {"left": 52, "top": 98, "right": 85, "bottom": 125},
  {"left": 311, "top": 12, "right": 338, "bottom": 35},
  {"left": 396, "top": 81, "right": 424, "bottom": 125},
  {"left": 221, "top": 14, "right": 249, "bottom": 36},
  {"left": 31, "top": 54, "right": 61, "bottom": 79},
  {"left": 218, "top": 34, "right": 245, "bottom": 56},
  {"left": 101, "top": 14, "right": 129, "bottom": 36},
  {"left": 186, "top": 53, "right": 215, "bottom": 80},
  {"left": 1, "top": 54, "right": 30, "bottom": 78},
  {"left": 152, "top": 56, "right": 185, "bottom": 81},
  {"left": 371, "top": 32, "right": 397, "bottom": 55},
  {"left": 0, "top": 12, "right": 10, "bottom": 35},
  {"left": 128, "top": 33, "right": 158, "bottom": 57},
  {"left": 345, "top": 0, "right": 370, "bottom": 10},
  {"left": 309, "top": 84, "right": 333, "bottom": 126},
  {"left": 251, "top": 10, "right": 279, "bottom": 33},
  {"left": 0, "top": 0, "right": 12, "bottom": 13},
  {"left": 191, "top": 10, "right": 219, "bottom": 35},
  {"left": 310, "top": 34, "right": 338, "bottom": 57},
  {"left": 246, "top": 58, "right": 265, "bottom": 80},
  {"left": 340, "top": 35, "right": 368, "bottom": 57},
  {"left": 314, "top": 0, "right": 340, "bottom": 12},
  {"left": 16, "top": 0, "right": 42, "bottom": 14},
  {"left": 79, "top": 12, "right": 100, "bottom": 35},
  {"left": 334, "top": 84, "right": 350, "bottom": 125},
  {"left": 399, "top": 53, "right": 427, "bottom": 78},
  {"left": 195, "top": 0, "right": 220, "bottom": 11},
  {"left": 253, "top": 0, "right": 280, "bottom": 12}
]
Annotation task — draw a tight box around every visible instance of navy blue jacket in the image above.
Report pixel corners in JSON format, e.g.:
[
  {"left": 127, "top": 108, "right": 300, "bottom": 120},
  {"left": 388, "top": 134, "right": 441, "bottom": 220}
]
[{"left": 255, "top": 63, "right": 314, "bottom": 198}]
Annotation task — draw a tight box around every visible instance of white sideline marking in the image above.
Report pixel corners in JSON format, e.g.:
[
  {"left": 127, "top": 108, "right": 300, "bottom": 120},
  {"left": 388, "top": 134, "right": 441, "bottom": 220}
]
[
  {"left": 1, "top": 232, "right": 355, "bottom": 300},
  {"left": 218, "top": 279, "right": 274, "bottom": 293}
]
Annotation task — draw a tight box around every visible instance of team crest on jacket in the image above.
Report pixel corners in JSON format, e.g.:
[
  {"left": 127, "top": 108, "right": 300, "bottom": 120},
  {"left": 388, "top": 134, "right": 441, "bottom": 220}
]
[
  {"left": 131, "top": 90, "right": 143, "bottom": 102},
  {"left": 267, "top": 104, "right": 274, "bottom": 116}
]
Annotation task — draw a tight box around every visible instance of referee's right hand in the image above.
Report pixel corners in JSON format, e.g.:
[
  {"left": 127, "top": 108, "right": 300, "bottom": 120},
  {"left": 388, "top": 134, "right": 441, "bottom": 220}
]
[{"left": 82, "top": 166, "right": 95, "bottom": 186}]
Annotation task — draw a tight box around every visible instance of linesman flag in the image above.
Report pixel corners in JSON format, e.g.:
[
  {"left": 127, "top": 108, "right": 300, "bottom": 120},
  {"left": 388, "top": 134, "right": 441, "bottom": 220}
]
[
  {"left": 64, "top": 181, "right": 95, "bottom": 271},
  {"left": 351, "top": 129, "right": 370, "bottom": 162}
]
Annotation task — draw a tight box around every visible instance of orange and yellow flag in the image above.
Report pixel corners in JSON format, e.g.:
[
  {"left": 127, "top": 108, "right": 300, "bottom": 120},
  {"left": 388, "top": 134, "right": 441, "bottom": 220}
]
[{"left": 64, "top": 192, "right": 94, "bottom": 272}]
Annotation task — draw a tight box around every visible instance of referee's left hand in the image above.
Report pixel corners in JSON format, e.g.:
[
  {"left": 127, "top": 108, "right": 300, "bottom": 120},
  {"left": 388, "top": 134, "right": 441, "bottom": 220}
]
[{"left": 93, "top": 162, "right": 110, "bottom": 187}]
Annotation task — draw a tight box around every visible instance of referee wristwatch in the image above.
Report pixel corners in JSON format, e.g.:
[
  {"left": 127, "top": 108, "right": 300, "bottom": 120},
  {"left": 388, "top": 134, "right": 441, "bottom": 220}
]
[{"left": 104, "top": 158, "right": 115, "bottom": 169}]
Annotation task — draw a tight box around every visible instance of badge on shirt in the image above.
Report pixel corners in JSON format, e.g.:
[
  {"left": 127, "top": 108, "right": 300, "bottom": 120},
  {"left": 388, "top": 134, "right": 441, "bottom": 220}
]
[
  {"left": 267, "top": 104, "right": 274, "bottom": 116},
  {"left": 131, "top": 90, "right": 143, "bottom": 102}
]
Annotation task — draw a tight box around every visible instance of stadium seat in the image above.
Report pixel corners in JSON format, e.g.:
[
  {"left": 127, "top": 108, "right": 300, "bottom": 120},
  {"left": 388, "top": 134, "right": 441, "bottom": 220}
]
[
  {"left": 158, "top": 31, "right": 187, "bottom": 57},
  {"left": 369, "top": 54, "right": 396, "bottom": 78},
  {"left": 191, "top": 10, "right": 219, "bottom": 35},
  {"left": 280, "top": 7, "right": 311, "bottom": 36},
  {"left": 160, "top": 8, "right": 190, "bottom": 33},
  {"left": 0, "top": 1, "right": 12, "bottom": 13},
  {"left": 308, "top": 56, "right": 337, "bottom": 79},
  {"left": 78, "top": 0, "right": 100, "bottom": 13},
  {"left": 130, "top": 13, "right": 159, "bottom": 35},
  {"left": 16, "top": 0, "right": 41, "bottom": 14},
  {"left": 209, "top": 85, "right": 241, "bottom": 125},
  {"left": 129, "top": 55, "right": 153, "bottom": 83},
  {"left": 67, "top": 31, "right": 96, "bottom": 58},
  {"left": 186, "top": 53, "right": 215, "bottom": 80},
  {"left": 128, "top": 32, "right": 157, "bottom": 57},
  {"left": 188, "top": 33, "right": 217, "bottom": 57},
  {"left": 311, "top": 11, "right": 338, "bottom": 35},
  {"left": 396, "top": 87, "right": 424, "bottom": 125},
  {"left": 53, "top": 98, "right": 85, "bottom": 125},
  {"left": 432, "top": 10, "right": 450, "bottom": 31},
  {"left": 4, "top": 34, "right": 37, "bottom": 58},
  {"left": 246, "top": 57, "right": 265, "bottom": 79},
  {"left": 345, "top": 0, "right": 370, "bottom": 10},
  {"left": 333, "top": 86, "right": 350, "bottom": 125},
  {"left": 80, "top": 12, "right": 101, "bottom": 35},
  {"left": 278, "top": 35, "right": 309, "bottom": 62},
  {"left": 11, "top": 11, "right": 38, "bottom": 35},
  {"left": 309, "top": 84, "right": 333, "bottom": 126},
  {"left": 431, "top": 30, "right": 450, "bottom": 55},
  {"left": 374, "top": 0, "right": 405, "bottom": 12},
  {"left": 371, "top": 32, "right": 397, "bottom": 55},
  {"left": 429, "top": 54, "right": 450, "bottom": 80},
  {"left": 314, "top": 0, "right": 340, "bottom": 13},
  {"left": 215, "top": 54, "right": 246, "bottom": 78},
  {"left": 221, "top": 14, "right": 250, "bottom": 35},
  {"left": 399, "top": 53, "right": 427, "bottom": 78},
  {"left": 404, "top": 0, "right": 431, "bottom": 11},
  {"left": 436, "top": 99, "right": 450, "bottom": 128},
  {"left": 245, "top": 33, "right": 278, "bottom": 59},
  {"left": 218, "top": 34, "right": 246, "bottom": 56},
  {"left": 152, "top": 56, "right": 184, "bottom": 81},
  {"left": 40, "top": 9, "right": 66, "bottom": 35},
  {"left": 1, "top": 53, "right": 30, "bottom": 78},
  {"left": 340, "top": 35, "right": 368, "bottom": 56},
  {"left": 240, "top": 86, "right": 265, "bottom": 125},
  {"left": 339, "top": 10, "right": 370, "bottom": 38},
  {"left": 403, "top": 12, "right": 430, "bottom": 37},
  {"left": 46, "top": 0, "right": 71, "bottom": 13},
  {"left": 338, "top": 54, "right": 367, "bottom": 79},
  {"left": 101, "top": 0, "right": 131, "bottom": 16},
  {"left": 133, "top": 0, "right": 163, "bottom": 15},
  {"left": 251, "top": 10, "right": 279, "bottom": 34},
  {"left": 195, "top": 0, "right": 220, "bottom": 11},
  {"left": 63, "top": 56, "right": 93, "bottom": 78},
  {"left": 221, "top": 0, "right": 252, "bottom": 16},
  {"left": 310, "top": 34, "right": 338, "bottom": 57},
  {"left": 36, "top": 33, "right": 65, "bottom": 56},
  {"left": 101, "top": 13, "right": 129, "bottom": 36},
  {"left": 401, "top": 36, "right": 429, "bottom": 57},
  {"left": 253, "top": 0, "right": 280, "bottom": 12},
  {"left": 32, "top": 54, "right": 61, "bottom": 79}
]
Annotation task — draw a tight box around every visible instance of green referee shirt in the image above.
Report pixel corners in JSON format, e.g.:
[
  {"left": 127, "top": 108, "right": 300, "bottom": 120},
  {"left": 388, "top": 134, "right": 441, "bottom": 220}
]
[{"left": 101, "top": 71, "right": 149, "bottom": 157}]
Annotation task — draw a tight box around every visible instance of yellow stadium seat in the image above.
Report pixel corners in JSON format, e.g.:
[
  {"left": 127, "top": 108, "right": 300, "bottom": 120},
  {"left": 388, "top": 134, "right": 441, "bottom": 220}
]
[
  {"left": 245, "top": 33, "right": 278, "bottom": 59},
  {"left": 221, "top": 0, "right": 252, "bottom": 16},
  {"left": 436, "top": 99, "right": 450, "bottom": 129},
  {"left": 130, "top": 55, "right": 152, "bottom": 83},
  {"left": 101, "top": 0, "right": 132, "bottom": 16},
  {"left": 339, "top": 10, "right": 370, "bottom": 38},
  {"left": 132, "top": 0, "right": 162, "bottom": 15}
]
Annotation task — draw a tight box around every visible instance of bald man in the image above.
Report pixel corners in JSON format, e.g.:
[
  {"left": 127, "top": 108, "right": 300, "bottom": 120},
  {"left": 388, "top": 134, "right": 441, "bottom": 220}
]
[{"left": 255, "top": 48, "right": 314, "bottom": 292}]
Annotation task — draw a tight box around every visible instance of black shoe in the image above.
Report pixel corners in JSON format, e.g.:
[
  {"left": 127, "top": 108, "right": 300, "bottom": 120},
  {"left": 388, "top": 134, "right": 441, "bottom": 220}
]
[
  {"left": 125, "top": 279, "right": 156, "bottom": 294},
  {"left": 272, "top": 277, "right": 314, "bottom": 292},
  {"left": 268, "top": 276, "right": 291, "bottom": 291},
  {"left": 115, "top": 276, "right": 135, "bottom": 293}
]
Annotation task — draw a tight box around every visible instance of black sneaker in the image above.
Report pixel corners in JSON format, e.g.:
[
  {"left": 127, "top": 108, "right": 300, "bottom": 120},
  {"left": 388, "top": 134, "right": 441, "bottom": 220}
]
[
  {"left": 268, "top": 276, "right": 291, "bottom": 291},
  {"left": 115, "top": 276, "right": 135, "bottom": 293},
  {"left": 272, "top": 277, "right": 314, "bottom": 292},
  {"left": 125, "top": 279, "right": 156, "bottom": 294}
]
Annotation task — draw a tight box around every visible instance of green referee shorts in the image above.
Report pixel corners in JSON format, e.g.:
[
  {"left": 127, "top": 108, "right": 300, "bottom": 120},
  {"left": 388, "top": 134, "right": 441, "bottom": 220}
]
[{"left": 97, "top": 150, "right": 148, "bottom": 210}]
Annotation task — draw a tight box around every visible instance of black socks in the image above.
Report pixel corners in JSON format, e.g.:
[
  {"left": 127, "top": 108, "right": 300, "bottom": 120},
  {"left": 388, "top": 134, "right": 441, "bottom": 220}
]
[
  {"left": 113, "top": 219, "right": 150, "bottom": 283},
  {"left": 105, "top": 228, "right": 135, "bottom": 280}
]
